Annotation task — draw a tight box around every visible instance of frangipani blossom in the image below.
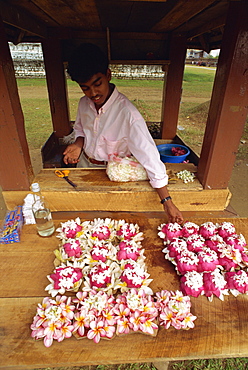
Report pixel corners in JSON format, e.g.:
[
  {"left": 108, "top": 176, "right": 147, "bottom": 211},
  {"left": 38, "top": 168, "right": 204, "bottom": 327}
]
[
  {"left": 116, "top": 317, "right": 131, "bottom": 334},
  {"left": 159, "top": 221, "right": 248, "bottom": 301},
  {"left": 140, "top": 317, "right": 158, "bottom": 335},
  {"left": 73, "top": 309, "right": 90, "bottom": 336},
  {"left": 31, "top": 296, "right": 75, "bottom": 347},
  {"left": 181, "top": 313, "right": 197, "bottom": 329},
  {"left": 87, "top": 320, "right": 106, "bottom": 343}
]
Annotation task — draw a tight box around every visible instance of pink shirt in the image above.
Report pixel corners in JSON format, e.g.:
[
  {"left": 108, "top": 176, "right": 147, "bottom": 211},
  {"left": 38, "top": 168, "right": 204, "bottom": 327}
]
[{"left": 74, "top": 85, "right": 168, "bottom": 188}]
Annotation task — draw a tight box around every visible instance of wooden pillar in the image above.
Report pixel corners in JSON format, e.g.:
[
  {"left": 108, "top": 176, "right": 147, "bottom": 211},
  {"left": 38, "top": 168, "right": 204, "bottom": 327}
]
[
  {"left": 0, "top": 16, "right": 34, "bottom": 191},
  {"left": 161, "top": 34, "right": 187, "bottom": 139},
  {"left": 197, "top": 0, "right": 248, "bottom": 189},
  {"left": 42, "top": 39, "right": 71, "bottom": 138}
]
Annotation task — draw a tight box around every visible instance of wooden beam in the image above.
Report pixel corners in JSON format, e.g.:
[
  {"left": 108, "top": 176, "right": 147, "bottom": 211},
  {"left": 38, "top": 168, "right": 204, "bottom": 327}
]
[
  {"left": 151, "top": 0, "right": 216, "bottom": 32},
  {"left": 186, "top": 15, "right": 226, "bottom": 40},
  {"left": 198, "top": 0, "right": 248, "bottom": 189},
  {"left": 0, "top": 15, "right": 34, "bottom": 191},
  {"left": 0, "top": 0, "right": 47, "bottom": 38},
  {"left": 161, "top": 34, "right": 187, "bottom": 139},
  {"left": 48, "top": 28, "right": 168, "bottom": 41},
  {"left": 42, "top": 38, "right": 72, "bottom": 138}
]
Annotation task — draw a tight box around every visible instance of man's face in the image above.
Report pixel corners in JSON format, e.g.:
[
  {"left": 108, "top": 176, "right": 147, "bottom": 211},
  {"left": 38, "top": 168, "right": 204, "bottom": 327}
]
[{"left": 78, "top": 69, "right": 111, "bottom": 109}]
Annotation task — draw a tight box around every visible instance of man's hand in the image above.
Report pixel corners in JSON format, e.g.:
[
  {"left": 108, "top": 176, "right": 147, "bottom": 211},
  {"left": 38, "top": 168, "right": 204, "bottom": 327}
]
[
  {"left": 63, "top": 137, "right": 84, "bottom": 165},
  {"left": 163, "top": 200, "right": 184, "bottom": 224}
]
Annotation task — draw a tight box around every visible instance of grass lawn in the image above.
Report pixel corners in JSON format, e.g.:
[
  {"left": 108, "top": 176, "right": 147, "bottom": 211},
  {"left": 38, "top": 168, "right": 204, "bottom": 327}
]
[
  {"left": 18, "top": 65, "right": 247, "bottom": 160},
  {"left": 16, "top": 66, "right": 215, "bottom": 150}
]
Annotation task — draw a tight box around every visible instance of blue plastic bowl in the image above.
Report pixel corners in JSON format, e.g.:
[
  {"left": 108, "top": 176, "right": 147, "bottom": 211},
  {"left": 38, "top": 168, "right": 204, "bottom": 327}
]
[{"left": 157, "top": 144, "right": 190, "bottom": 163}]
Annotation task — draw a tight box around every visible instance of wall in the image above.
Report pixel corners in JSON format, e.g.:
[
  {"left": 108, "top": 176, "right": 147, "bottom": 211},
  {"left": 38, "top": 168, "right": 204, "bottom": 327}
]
[{"left": 9, "top": 42, "right": 165, "bottom": 79}]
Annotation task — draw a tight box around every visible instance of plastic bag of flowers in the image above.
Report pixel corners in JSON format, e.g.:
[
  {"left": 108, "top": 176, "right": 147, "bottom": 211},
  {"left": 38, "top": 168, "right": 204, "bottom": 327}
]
[
  {"left": 106, "top": 154, "right": 148, "bottom": 182},
  {"left": 30, "top": 296, "right": 75, "bottom": 347}
]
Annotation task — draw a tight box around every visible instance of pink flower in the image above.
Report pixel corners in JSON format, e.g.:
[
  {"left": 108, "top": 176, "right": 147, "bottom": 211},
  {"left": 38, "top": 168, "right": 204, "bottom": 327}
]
[
  {"left": 117, "top": 241, "right": 140, "bottom": 261},
  {"left": 181, "top": 222, "right": 199, "bottom": 238},
  {"left": 199, "top": 222, "right": 217, "bottom": 238},
  {"left": 218, "top": 252, "right": 239, "bottom": 271},
  {"left": 160, "top": 222, "right": 182, "bottom": 241},
  {"left": 63, "top": 240, "right": 82, "bottom": 258},
  {"left": 114, "top": 303, "right": 130, "bottom": 320},
  {"left": 64, "top": 223, "right": 82, "bottom": 238},
  {"left": 31, "top": 296, "right": 75, "bottom": 347},
  {"left": 116, "top": 223, "right": 140, "bottom": 241},
  {"left": 89, "top": 263, "right": 111, "bottom": 288},
  {"left": 129, "top": 310, "right": 145, "bottom": 331},
  {"left": 197, "top": 250, "right": 219, "bottom": 273},
  {"left": 116, "top": 317, "right": 131, "bottom": 334},
  {"left": 155, "top": 290, "right": 171, "bottom": 307},
  {"left": 180, "top": 271, "right": 204, "bottom": 297},
  {"left": 56, "top": 323, "right": 74, "bottom": 342},
  {"left": 186, "top": 234, "right": 205, "bottom": 253},
  {"left": 102, "top": 308, "right": 116, "bottom": 326},
  {"left": 103, "top": 324, "right": 116, "bottom": 338},
  {"left": 181, "top": 313, "right": 197, "bottom": 329},
  {"left": 87, "top": 320, "right": 106, "bottom": 343},
  {"left": 176, "top": 252, "right": 199, "bottom": 275},
  {"left": 140, "top": 317, "right": 158, "bottom": 335},
  {"left": 159, "top": 307, "right": 174, "bottom": 329},
  {"left": 73, "top": 309, "right": 90, "bottom": 337},
  {"left": 224, "top": 234, "right": 246, "bottom": 252},
  {"left": 73, "top": 291, "right": 88, "bottom": 308},
  {"left": 43, "top": 322, "right": 59, "bottom": 347},
  {"left": 50, "top": 266, "right": 83, "bottom": 290},
  {"left": 217, "top": 222, "right": 236, "bottom": 238},
  {"left": 167, "top": 238, "right": 188, "bottom": 258},
  {"left": 91, "top": 245, "right": 109, "bottom": 262},
  {"left": 225, "top": 270, "right": 248, "bottom": 294},
  {"left": 120, "top": 263, "right": 145, "bottom": 288},
  {"left": 92, "top": 226, "right": 111, "bottom": 240},
  {"left": 205, "top": 234, "right": 225, "bottom": 252},
  {"left": 203, "top": 269, "right": 228, "bottom": 299}
]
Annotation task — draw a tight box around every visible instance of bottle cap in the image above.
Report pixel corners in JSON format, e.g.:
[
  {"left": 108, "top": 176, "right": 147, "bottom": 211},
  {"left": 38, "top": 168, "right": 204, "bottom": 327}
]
[{"left": 31, "top": 183, "right": 40, "bottom": 193}]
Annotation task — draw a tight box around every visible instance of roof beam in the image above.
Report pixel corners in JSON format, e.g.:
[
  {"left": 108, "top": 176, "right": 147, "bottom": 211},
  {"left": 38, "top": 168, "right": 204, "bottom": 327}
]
[
  {"left": 151, "top": 0, "right": 217, "bottom": 32},
  {"left": 0, "top": 0, "right": 47, "bottom": 38},
  {"left": 184, "top": 15, "right": 226, "bottom": 40},
  {"left": 48, "top": 28, "right": 169, "bottom": 41}
]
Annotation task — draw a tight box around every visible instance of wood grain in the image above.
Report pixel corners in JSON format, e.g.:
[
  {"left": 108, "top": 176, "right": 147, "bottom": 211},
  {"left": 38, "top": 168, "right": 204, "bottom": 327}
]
[
  {"left": 2, "top": 166, "right": 231, "bottom": 212},
  {"left": 0, "top": 214, "right": 248, "bottom": 368}
]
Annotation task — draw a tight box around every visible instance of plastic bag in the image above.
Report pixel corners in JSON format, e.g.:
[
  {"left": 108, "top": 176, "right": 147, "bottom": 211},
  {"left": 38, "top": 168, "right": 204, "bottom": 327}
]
[{"left": 106, "top": 154, "right": 148, "bottom": 182}]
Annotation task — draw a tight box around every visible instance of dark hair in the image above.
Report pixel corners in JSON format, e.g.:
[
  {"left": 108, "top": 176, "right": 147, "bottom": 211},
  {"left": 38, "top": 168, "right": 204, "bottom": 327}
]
[{"left": 67, "top": 43, "right": 109, "bottom": 83}]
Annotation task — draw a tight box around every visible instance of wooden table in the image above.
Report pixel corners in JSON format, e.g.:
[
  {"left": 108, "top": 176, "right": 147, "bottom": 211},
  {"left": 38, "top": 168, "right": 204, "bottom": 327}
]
[{"left": 1, "top": 211, "right": 248, "bottom": 370}]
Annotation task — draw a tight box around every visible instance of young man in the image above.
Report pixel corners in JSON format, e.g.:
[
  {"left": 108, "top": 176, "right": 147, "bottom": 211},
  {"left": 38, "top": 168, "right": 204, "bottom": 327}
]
[{"left": 63, "top": 43, "right": 183, "bottom": 223}]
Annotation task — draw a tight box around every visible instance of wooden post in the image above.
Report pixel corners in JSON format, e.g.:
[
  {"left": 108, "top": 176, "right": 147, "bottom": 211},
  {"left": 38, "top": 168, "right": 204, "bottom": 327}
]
[
  {"left": 197, "top": 0, "right": 248, "bottom": 189},
  {"left": 161, "top": 34, "right": 187, "bottom": 139},
  {"left": 0, "top": 16, "right": 34, "bottom": 191},
  {"left": 42, "top": 39, "right": 71, "bottom": 138}
]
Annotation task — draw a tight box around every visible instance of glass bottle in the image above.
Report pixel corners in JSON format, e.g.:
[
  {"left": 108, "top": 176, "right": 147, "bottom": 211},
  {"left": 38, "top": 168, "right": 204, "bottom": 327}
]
[{"left": 31, "top": 182, "right": 55, "bottom": 237}]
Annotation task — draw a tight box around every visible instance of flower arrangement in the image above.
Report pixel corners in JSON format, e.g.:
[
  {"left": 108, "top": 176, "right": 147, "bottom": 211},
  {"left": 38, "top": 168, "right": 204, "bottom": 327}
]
[
  {"left": 158, "top": 221, "right": 248, "bottom": 301},
  {"left": 176, "top": 170, "right": 195, "bottom": 183},
  {"left": 156, "top": 290, "right": 197, "bottom": 330},
  {"left": 31, "top": 217, "right": 198, "bottom": 347},
  {"left": 45, "top": 261, "right": 84, "bottom": 297},
  {"left": 30, "top": 296, "right": 75, "bottom": 347},
  {"left": 31, "top": 288, "right": 197, "bottom": 346},
  {"left": 51, "top": 217, "right": 151, "bottom": 295}
]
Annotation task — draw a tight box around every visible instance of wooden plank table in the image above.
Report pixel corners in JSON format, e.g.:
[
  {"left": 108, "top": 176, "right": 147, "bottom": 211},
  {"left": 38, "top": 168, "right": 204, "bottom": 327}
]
[
  {"left": 2, "top": 166, "right": 231, "bottom": 213},
  {"left": 1, "top": 211, "right": 248, "bottom": 370}
]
